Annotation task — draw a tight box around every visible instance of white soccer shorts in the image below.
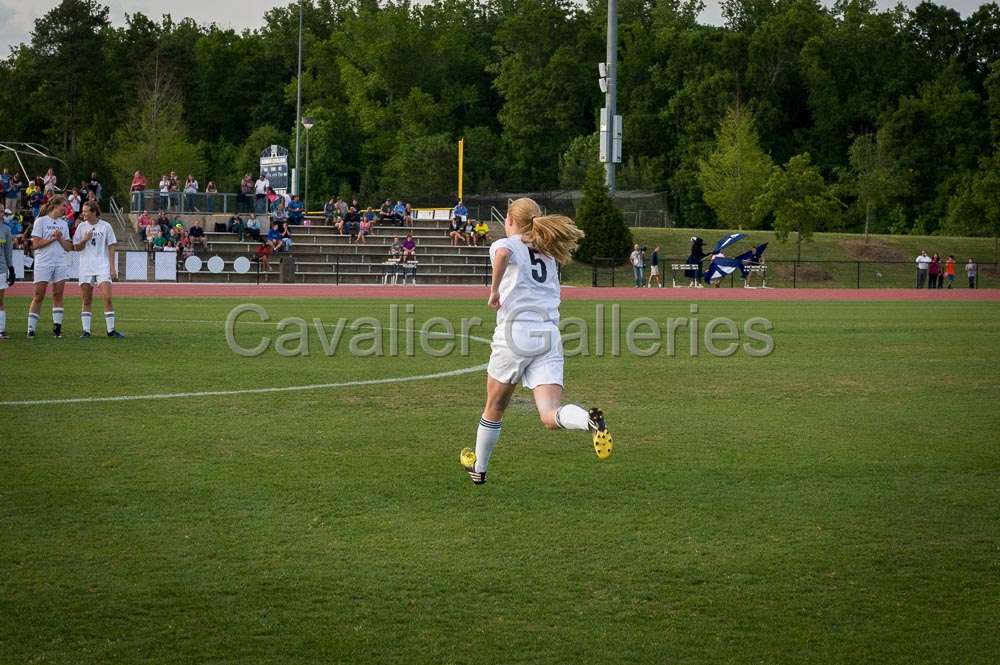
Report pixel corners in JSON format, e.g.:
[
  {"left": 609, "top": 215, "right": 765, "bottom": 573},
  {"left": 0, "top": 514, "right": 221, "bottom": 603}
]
[
  {"left": 488, "top": 321, "right": 564, "bottom": 389},
  {"left": 79, "top": 272, "right": 112, "bottom": 286},
  {"left": 33, "top": 263, "right": 69, "bottom": 284},
  {"left": 650, "top": 266, "right": 660, "bottom": 276}
]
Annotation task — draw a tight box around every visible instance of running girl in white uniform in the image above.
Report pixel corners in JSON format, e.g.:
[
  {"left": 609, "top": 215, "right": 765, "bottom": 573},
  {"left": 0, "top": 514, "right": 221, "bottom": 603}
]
[
  {"left": 460, "top": 198, "right": 613, "bottom": 485},
  {"left": 28, "top": 195, "right": 72, "bottom": 338},
  {"left": 72, "top": 200, "right": 124, "bottom": 338}
]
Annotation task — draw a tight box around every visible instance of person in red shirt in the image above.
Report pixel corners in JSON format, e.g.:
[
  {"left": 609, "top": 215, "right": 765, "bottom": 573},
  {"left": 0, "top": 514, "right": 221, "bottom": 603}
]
[
  {"left": 945, "top": 255, "right": 956, "bottom": 289},
  {"left": 255, "top": 239, "right": 272, "bottom": 271}
]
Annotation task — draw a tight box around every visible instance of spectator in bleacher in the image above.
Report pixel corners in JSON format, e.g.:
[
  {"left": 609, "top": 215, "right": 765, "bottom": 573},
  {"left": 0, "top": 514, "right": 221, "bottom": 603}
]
[
  {"left": 183, "top": 175, "right": 198, "bottom": 211},
  {"left": 267, "top": 222, "right": 283, "bottom": 253},
  {"left": 156, "top": 211, "right": 171, "bottom": 238},
  {"left": 228, "top": 212, "right": 244, "bottom": 239},
  {"left": 7, "top": 172, "right": 22, "bottom": 212},
  {"left": 389, "top": 237, "right": 402, "bottom": 262},
  {"left": 453, "top": 199, "right": 468, "bottom": 220},
  {"left": 448, "top": 216, "right": 463, "bottom": 245},
  {"left": 43, "top": 168, "right": 57, "bottom": 194},
  {"left": 255, "top": 238, "right": 272, "bottom": 270},
  {"left": 6, "top": 210, "right": 25, "bottom": 250},
  {"left": 379, "top": 198, "right": 393, "bottom": 226},
  {"left": 152, "top": 227, "right": 168, "bottom": 251},
  {"left": 178, "top": 231, "right": 194, "bottom": 259},
  {"left": 324, "top": 197, "right": 337, "bottom": 225},
  {"left": 462, "top": 218, "right": 475, "bottom": 246},
  {"left": 169, "top": 224, "right": 184, "bottom": 247},
  {"left": 273, "top": 199, "right": 289, "bottom": 226},
  {"left": 403, "top": 202, "right": 413, "bottom": 227},
  {"left": 158, "top": 174, "right": 170, "bottom": 210},
  {"left": 280, "top": 222, "right": 294, "bottom": 251},
  {"left": 254, "top": 174, "right": 269, "bottom": 214},
  {"left": 358, "top": 216, "right": 371, "bottom": 244},
  {"left": 288, "top": 194, "right": 304, "bottom": 224},
  {"left": 401, "top": 233, "right": 417, "bottom": 262},
  {"left": 392, "top": 200, "right": 406, "bottom": 226},
  {"left": 136, "top": 210, "right": 153, "bottom": 244},
  {"left": 67, "top": 188, "right": 82, "bottom": 220},
  {"left": 473, "top": 220, "right": 490, "bottom": 246},
  {"left": 130, "top": 170, "right": 146, "bottom": 210},
  {"left": 143, "top": 221, "right": 158, "bottom": 251},
  {"left": 966, "top": 258, "right": 978, "bottom": 288},
  {"left": 205, "top": 181, "right": 218, "bottom": 213},
  {"left": 335, "top": 197, "right": 348, "bottom": 223},
  {"left": 188, "top": 221, "right": 206, "bottom": 249},
  {"left": 239, "top": 174, "right": 254, "bottom": 213},
  {"left": 245, "top": 214, "right": 261, "bottom": 241},
  {"left": 87, "top": 172, "right": 102, "bottom": 201},
  {"left": 0, "top": 169, "right": 8, "bottom": 206},
  {"left": 364, "top": 206, "right": 377, "bottom": 231},
  {"left": 25, "top": 179, "right": 40, "bottom": 216},
  {"left": 344, "top": 205, "right": 360, "bottom": 240}
]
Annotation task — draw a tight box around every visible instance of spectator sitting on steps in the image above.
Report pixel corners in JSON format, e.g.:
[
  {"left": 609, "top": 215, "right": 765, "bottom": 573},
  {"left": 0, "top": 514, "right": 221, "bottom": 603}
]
[
  {"left": 401, "top": 234, "right": 417, "bottom": 262},
  {"left": 474, "top": 220, "right": 490, "bottom": 246},
  {"left": 280, "top": 222, "right": 293, "bottom": 252},
  {"left": 288, "top": 195, "right": 304, "bottom": 224},
  {"left": 145, "top": 222, "right": 159, "bottom": 251},
  {"left": 188, "top": 221, "right": 205, "bottom": 249},
  {"left": 267, "top": 222, "right": 283, "bottom": 253},
  {"left": 136, "top": 210, "right": 153, "bottom": 244},
  {"left": 255, "top": 239, "right": 272, "bottom": 270},
  {"left": 462, "top": 218, "right": 475, "bottom": 246},
  {"left": 228, "top": 213, "right": 244, "bottom": 239},
  {"left": 448, "top": 216, "right": 463, "bottom": 245},
  {"left": 389, "top": 237, "right": 402, "bottom": 262},
  {"left": 245, "top": 214, "right": 261, "bottom": 241}
]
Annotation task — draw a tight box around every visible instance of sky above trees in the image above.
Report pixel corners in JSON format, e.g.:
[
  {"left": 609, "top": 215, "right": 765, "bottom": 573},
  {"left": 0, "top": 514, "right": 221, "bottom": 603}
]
[{"left": 0, "top": 0, "right": 986, "bottom": 53}]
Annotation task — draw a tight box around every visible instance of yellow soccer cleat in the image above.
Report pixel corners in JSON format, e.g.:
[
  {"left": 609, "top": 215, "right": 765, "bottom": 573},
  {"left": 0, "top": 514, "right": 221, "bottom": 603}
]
[
  {"left": 588, "top": 408, "right": 613, "bottom": 460},
  {"left": 459, "top": 447, "right": 486, "bottom": 484}
]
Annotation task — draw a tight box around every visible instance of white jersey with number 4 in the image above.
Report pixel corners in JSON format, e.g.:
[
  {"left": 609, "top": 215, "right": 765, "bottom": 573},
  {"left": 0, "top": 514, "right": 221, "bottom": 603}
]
[
  {"left": 490, "top": 234, "right": 560, "bottom": 327},
  {"left": 73, "top": 219, "right": 117, "bottom": 276}
]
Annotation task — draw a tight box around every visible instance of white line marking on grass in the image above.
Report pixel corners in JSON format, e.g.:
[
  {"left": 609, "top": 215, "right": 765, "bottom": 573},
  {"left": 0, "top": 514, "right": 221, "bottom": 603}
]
[
  {"left": 0, "top": 363, "right": 490, "bottom": 407},
  {"left": 1, "top": 317, "right": 493, "bottom": 407}
]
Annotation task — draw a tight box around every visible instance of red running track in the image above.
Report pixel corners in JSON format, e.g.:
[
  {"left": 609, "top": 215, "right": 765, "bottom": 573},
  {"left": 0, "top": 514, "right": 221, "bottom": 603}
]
[{"left": 5, "top": 282, "right": 999, "bottom": 301}]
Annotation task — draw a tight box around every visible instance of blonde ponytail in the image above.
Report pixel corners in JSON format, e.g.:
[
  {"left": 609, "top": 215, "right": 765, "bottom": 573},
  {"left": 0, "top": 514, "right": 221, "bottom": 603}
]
[{"left": 508, "top": 197, "right": 585, "bottom": 266}]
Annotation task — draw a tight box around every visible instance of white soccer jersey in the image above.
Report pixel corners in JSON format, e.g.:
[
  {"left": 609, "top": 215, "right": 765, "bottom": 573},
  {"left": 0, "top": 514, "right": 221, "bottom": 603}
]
[
  {"left": 31, "top": 215, "right": 71, "bottom": 267},
  {"left": 490, "top": 234, "right": 560, "bottom": 327},
  {"left": 73, "top": 219, "right": 117, "bottom": 275}
]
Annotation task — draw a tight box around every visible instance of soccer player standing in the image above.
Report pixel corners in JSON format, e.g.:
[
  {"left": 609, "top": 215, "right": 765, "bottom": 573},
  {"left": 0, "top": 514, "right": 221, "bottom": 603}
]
[
  {"left": 0, "top": 219, "right": 14, "bottom": 339},
  {"left": 27, "top": 195, "right": 72, "bottom": 338},
  {"left": 72, "top": 201, "right": 123, "bottom": 338},
  {"left": 460, "top": 198, "right": 613, "bottom": 485}
]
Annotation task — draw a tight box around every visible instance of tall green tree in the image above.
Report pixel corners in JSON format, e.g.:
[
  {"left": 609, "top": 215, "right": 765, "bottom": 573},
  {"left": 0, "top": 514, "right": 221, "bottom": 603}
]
[
  {"left": 698, "top": 105, "right": 775, "bottom": 229},
  {"left": 754, "top": 152, "right": 841, "bottom": 262},
  {"left": 840, "top": 131, "right": 903, "bottom": 240},
  {"left": 575, "top": 167, "right": 633, "bottom": 262}
]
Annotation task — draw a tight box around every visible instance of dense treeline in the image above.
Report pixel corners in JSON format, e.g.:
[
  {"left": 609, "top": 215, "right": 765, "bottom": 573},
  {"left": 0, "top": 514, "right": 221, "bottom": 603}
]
[{"left": 1, "top": 0, "right": 998, "bottom": 236}]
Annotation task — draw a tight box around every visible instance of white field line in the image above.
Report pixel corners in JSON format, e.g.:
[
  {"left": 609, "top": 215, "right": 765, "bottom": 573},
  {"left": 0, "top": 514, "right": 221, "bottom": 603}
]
[{"left": 1, "top": 317, "right": 493, "bottom": 407}]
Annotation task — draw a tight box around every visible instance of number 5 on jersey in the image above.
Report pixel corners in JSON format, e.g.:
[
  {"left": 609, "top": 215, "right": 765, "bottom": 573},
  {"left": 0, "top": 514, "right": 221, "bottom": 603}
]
[{"left": 527, "top": 247, "right": 548, "bottom": 283}]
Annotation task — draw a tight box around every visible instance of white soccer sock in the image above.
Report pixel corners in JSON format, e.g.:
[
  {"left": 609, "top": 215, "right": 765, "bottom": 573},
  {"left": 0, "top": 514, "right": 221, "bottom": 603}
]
[
  {"left": 81, "top": 311, "right": 92, "bottom": 334},
  {"left": 28, "top": 312, "right": 39, "bottom": 333},
  {"left": 52, "top": 307, "right": 64, "bottom": 325},
  {"left": 555, "top": 404, "right": 591, "bottom": 431},
  {"left": 104, "top": 311, "right": 115, "bottom": 333},
  {"left": 474, "top": 417, "right": 502, "bottom": 473},
  {"left": 0, "top": 309, "right": 5, "bottom": 333}
]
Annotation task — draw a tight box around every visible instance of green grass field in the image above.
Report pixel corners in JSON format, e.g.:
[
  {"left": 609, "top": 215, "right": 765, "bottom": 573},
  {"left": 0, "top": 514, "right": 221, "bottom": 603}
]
[{"left": 2, "top": 296, "right": 999, "bottom": 664}]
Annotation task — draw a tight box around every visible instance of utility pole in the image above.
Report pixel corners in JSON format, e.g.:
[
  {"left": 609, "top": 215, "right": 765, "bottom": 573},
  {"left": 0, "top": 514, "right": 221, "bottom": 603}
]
[
  {"left": 293, "top": 0, "right": 304, "bottom": 196},
  {"left": 605, "top": 0, "right": 618, "bottom": 196}
]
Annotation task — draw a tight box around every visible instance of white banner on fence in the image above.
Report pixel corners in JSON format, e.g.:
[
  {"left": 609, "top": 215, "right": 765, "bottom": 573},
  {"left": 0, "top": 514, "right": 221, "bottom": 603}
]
[
  {"left": 154, "top": 251, "right": 177, "bottom": 281},
  {"left": 12, "top": 249, "right": 25, "bottom": 278},
  {"left": 125, "top": 251, "right": 147, "bottom": 281}
]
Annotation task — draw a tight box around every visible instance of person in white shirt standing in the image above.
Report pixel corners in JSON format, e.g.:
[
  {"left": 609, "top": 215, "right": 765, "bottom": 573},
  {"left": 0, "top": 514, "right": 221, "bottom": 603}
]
[
  {"left": 28, "top": 195, "right": 73, "bottom": 338},
  {"left": 72, "top": 200, "right": 123, "bottom": 338},
  {"left": 459, "top": 197, "right": 613, "bottom": 485}
]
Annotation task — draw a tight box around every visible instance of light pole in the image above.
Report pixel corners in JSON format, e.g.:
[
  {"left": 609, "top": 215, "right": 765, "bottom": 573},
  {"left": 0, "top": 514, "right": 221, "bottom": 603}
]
[
  {"left": 293, "top": 0, "right": 304, "bottom": 196},
  {"left": 302, "top": 116, "right": 314, "bottom": 211},
  {"left": 605, "top": 0, "right": 618, "bottom": 196}
]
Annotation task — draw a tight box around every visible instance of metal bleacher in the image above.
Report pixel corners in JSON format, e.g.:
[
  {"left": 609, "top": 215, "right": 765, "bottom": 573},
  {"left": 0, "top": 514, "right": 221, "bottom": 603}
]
[{"left": 175, "top": 207, "right": 493, "bottom": 285}]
